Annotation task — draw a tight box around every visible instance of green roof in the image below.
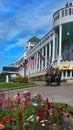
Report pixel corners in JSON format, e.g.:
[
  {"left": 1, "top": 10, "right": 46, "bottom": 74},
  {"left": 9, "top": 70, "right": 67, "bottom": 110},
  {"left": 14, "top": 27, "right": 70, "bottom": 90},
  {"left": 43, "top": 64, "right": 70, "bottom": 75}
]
[{"left": 28, "top": 36, "right": 40, "bottom": 43}]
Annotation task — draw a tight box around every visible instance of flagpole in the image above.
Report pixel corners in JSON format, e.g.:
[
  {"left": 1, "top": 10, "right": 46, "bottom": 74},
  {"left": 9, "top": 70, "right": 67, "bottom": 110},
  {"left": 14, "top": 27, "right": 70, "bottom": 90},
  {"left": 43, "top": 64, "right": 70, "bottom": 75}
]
[{"left": 34, "top": 26, "right": 36, "bottom": 36}]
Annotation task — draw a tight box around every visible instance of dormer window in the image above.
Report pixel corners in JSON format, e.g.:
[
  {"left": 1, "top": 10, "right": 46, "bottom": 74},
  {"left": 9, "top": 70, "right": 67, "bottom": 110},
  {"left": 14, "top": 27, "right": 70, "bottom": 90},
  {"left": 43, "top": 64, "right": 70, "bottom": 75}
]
[
  {"left": 66, "top": 2, "right": 73, "bottom": 8},
  {"left": 69, "top": 2, "right": 72, "bottom": 6}
]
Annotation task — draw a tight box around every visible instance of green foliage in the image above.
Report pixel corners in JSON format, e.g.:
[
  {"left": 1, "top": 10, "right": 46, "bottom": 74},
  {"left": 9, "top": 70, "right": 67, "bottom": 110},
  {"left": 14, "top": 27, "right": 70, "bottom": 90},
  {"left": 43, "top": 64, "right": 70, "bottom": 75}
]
[
  {"left": 22, "top": 75, "right": 28, "bottom": 83},
  {"left": 15, "top": 75, "right": 22, "bottom": 83},
  {"left": 14, "top": 75, "right": 28, "bottom": 83}
]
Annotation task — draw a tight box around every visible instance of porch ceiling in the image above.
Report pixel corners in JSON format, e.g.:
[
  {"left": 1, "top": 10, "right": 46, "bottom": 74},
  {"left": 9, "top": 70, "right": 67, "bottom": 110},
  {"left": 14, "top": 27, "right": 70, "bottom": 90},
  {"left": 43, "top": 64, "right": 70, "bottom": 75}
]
[{"left": 62, "top": 22, "right": 73, "bottom": 42}]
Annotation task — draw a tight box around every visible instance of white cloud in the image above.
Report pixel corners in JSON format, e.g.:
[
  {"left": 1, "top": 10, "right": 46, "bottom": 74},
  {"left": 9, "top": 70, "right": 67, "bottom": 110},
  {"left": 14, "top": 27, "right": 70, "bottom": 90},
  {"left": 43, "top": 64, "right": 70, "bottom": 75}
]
[
  {"left": 0, "top": 1, "right": 54, "bottom": 41},
  {"left": 4, "top": 37, "right": 28, "bottom": 51},
  {"left": 15, "top": 38, "right": 27, "bottom": 47},
  {"left": 5, "top": 44, "right": 16, "bottom": 51}
]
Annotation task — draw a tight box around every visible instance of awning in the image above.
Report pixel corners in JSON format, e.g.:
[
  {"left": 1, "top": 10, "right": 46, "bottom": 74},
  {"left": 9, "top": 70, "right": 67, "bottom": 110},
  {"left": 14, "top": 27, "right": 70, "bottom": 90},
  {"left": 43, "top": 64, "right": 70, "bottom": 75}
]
[
  {"left": 30, "top": 72, "right": 45, "bottom": 78},
  {"left": 54, "top": 65, "right": 73, "bottom": 70},
  {"left": 60, "top": 64, "right": 70, "bottom": 70}
]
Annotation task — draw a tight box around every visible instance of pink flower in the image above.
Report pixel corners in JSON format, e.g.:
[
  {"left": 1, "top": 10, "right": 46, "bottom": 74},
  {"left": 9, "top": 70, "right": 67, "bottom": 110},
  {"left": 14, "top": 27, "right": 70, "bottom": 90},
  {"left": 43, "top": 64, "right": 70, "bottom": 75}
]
[
  {"left": 2, "top": 102, "right": 8, "bottom": 109},
  {"left": 6, "top": 97, "right": 11, "bottom": 101},
  {"left": 14, "top": 93, "right": 22, "bottom": 101},
  {"left": 13, "top": 101, "right": 17, "bottom": 106},
  {"left": 25, "top": 98, "right": 32, "bottom": 105},
  {"left": 18, "top": 103, "right": 24, "bottom": 109},
  {"left": 22, "top": 91, "right": 31, "bottom": 97},
  {"left": 16, "top": 95, "right": 22, "bottom": 100},
  {"left": 11, "top": 107, "right": 17, "bottom": 111},
  {"left": 0, "top": 97, "right": 4, "bottom": 103}
]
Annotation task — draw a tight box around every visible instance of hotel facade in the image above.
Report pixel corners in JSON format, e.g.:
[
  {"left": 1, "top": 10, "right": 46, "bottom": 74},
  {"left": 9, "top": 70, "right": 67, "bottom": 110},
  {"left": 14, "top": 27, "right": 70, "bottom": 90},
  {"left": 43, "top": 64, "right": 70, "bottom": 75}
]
[{"left": 9, "top": 1, "right": 73, "bottom": 80}]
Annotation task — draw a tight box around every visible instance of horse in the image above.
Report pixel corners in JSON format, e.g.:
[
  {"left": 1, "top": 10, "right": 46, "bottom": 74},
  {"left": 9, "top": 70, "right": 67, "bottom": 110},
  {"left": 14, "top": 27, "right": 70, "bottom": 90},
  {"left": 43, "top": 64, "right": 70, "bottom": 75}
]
[{"left": 45, "top": 68, "right": 61, "bottom": 86}]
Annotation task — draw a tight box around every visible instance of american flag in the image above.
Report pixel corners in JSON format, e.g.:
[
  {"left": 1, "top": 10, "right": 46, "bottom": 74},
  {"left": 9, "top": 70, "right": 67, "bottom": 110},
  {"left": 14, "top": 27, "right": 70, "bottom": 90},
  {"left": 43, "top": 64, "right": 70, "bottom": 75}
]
[
  {"left": 19, "top": 65, "right": 23, "bottom": 71},
  {"left": 38, "top": 51, "right": 45, "bottom": 60},
  {"left": 26, "top": 58, "right": 36, "bottom": 68}
]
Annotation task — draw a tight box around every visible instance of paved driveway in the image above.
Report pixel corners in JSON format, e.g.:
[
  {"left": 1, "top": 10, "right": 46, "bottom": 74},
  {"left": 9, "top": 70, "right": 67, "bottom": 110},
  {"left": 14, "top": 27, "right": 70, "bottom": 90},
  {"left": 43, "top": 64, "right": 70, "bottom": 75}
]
[{"left": 2, "top": 81, "right": 73, "bottom": 106}]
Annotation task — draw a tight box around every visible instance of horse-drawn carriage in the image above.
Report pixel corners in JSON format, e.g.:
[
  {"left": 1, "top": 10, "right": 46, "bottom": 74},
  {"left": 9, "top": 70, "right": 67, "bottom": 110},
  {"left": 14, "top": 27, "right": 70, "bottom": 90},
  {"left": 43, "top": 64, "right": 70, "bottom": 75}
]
[{"left": 45, "top": 66, "right": 61, "bottom": 86}]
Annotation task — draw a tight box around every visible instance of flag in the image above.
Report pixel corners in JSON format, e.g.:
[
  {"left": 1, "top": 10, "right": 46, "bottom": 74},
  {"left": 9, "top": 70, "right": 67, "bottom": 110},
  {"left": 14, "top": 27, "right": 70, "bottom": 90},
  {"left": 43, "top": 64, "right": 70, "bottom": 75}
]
[
  {"left": 26, "top": 58, "right": 36, "bottom": 68},
  {"left": 19, "top": 65, "right": 23, "bottom": 71},
  {"left": 38, "top": 51, "right": 45, "bottom": 60}
]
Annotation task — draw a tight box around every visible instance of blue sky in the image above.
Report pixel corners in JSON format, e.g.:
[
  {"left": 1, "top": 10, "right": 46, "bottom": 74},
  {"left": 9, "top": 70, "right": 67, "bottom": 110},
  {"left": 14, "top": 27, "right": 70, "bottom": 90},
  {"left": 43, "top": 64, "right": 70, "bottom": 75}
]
[{"left": 0, "top": 0, "right": 68, "bottom": 73}]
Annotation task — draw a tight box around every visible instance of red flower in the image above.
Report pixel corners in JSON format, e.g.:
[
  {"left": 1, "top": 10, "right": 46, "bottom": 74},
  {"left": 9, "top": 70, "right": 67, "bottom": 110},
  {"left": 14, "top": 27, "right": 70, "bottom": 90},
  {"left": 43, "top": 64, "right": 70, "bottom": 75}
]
[
  {"left": 18, "top": 112, "right": 22, "bottom": 121},
  {"left": 67, "top": 113, "right": 70, "bottom": 118},
  {"left": 60, "top": 106, "right": 65, "bottom": 112},
  {"left": 8, "top": 115, "right": 14, "bottom": 121},
  {"left": 1, "top": 116, "right": 7, "bottom": 123},
  {"left": 47, "top": 102, "right": 51, "bottom": 110},
  {"left": 37, "top": 108, "right": 43, "bottom": 120},
  {"left": 57, "top": 124, "right": 62, "bottom": 128},
  {"left": 45, "top": 109, "right": 50, "bottom": 116}
]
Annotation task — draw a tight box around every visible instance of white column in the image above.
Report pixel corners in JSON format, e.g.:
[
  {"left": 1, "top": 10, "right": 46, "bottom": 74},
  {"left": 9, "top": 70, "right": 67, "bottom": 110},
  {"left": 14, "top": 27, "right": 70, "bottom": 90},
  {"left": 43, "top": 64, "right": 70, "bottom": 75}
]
[
  {"left": 70, "top": 70, "right": 72, "bottom": 78},
  {"left": 36, "top": 53, "right": 38, "bottom": 72},
  {"left": 55, "top": 35, "right": 58, "bottom": 60},
  {"left": 39, "top": 52, "right": 40, "bottom": 72},
  {"left": 42, "top": 48, "right": 44, "bottom": 71},
  {"left": 52, "top": 32, "right": 55, "bottom": 62},
  {"left": 59, "top": 24, "right": 62, "bottom": 61},
  {"left": 34, "top": 54, "right": 36, "bottom": 74},
  {"left": 66, "top": 70, "right": 67, "bottom": 79},
  {"left": 45, "top": 45, "right": 47, "bottom": 70},
  {"left": 49, "top": 42, "right": 51, "bottom": 66},
  {"left": 6, "top": 75, "right": 9, "bottom": 83}
]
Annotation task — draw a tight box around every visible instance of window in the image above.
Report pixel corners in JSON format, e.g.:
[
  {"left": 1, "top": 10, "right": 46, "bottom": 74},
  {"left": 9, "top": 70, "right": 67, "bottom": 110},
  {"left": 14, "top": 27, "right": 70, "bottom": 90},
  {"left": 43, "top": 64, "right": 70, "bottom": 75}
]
[
  {"left": 72, "top": 8, "right": 73, "bottom": 14},
  {"left": 57, "top": 13, "right": 59, "bottom": 19},
  {"left": 67, "top": 70, "right": 70, "bottom": 77},
  {"left": 72, "top": 70, "right": 73, "bottom": 77},
  {"left": 3, "top": 67, "right": 18, "bottom": 72},
  {"left": 69, "top": 3, "right": 72, "bottom": 6},
  {"left": 65, "top": 9, "right": 67, "bottom": 16},
  {"left": 62, "top": 10, "right": 64, "bottom": 17},
  {"left": 69, "top": 8, "right": 71, "bottom": 15},
  {"left": 63, "top": 70, "right": 66, "bottom": 77}
]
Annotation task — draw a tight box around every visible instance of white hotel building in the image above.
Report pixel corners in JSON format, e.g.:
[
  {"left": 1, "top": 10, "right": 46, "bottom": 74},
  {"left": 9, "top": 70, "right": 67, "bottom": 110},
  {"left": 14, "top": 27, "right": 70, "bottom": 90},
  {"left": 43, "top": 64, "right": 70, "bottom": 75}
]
[{"left": 10, "top": 1, "right": 73, "bottom": 80}]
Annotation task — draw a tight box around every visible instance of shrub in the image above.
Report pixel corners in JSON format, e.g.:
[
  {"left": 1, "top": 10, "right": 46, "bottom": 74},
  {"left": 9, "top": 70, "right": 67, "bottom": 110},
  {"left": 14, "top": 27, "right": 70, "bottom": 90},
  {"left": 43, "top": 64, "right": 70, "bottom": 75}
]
[
  {"left": 14, "top": 75, "right": 22, "bottom": 83},
  {"left": 22, "top": 75, "right": 28, "bottom": 83}
]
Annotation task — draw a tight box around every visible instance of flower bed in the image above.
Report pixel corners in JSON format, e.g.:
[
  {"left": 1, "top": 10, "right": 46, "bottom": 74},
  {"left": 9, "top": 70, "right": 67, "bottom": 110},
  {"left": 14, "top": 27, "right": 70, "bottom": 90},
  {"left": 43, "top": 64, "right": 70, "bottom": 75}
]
[{"left": 0, "top": 92, "right": 73, "bottom": 130}]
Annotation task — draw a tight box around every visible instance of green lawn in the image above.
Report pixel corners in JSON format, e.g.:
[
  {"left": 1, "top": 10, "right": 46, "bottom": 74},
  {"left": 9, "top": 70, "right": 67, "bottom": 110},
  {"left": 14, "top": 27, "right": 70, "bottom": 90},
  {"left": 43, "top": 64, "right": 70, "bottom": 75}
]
[{"left": 0, "top": 82, "right": 36, "bottom": 90}]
